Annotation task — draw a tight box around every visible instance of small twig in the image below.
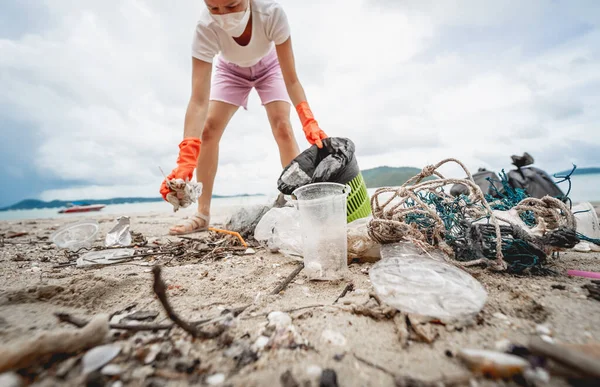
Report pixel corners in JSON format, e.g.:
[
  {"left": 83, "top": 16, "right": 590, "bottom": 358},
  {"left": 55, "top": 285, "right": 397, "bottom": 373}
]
[
  {"left": 55, "top": 312, "right": 173, "bottom": 332},
  {"left": 192, "top": 304, "right": 251, "bottom": 328},
  {"left": 271, "top": 263, "right": 304, "bottom": 295},
  {"left": 152, "top": 265, "right": 225, "bottom": 339},
  {"left": 333, "top": 282, "right": 354, "bottom": 304},
  {"left": 109, "top": 303, "right": 138, "bottom": 320},
  {"left": 353, "top": 353, "right": 397, "bottom": 377},
  {"left": 108, "top": 323, "right": 173, "bottom": 332},
  {"left": 178, "top": 236, "right": 206, "bottom": 242},
  {"left": 369, "top": 292, "right": 383, "bottom": 306},
  {"left": 55, "top": 313, "right": 87, "bottom": 328}
]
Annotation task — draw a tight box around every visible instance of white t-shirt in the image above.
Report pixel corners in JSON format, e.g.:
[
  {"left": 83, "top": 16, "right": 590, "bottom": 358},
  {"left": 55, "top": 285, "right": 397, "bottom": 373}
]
[{"left": 191, "top": 0, "right": 290, "bottom": 67}]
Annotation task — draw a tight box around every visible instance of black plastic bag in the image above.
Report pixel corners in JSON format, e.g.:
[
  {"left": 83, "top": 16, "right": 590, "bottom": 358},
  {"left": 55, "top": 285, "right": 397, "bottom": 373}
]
[{"left": 277, "top": 137, "right": 359, "bottom": 195}]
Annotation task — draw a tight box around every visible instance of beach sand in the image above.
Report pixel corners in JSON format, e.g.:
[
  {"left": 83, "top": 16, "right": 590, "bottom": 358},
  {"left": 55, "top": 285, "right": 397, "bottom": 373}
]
[{"left": 1, "top": 207, "right": 599, "bottom": 386}]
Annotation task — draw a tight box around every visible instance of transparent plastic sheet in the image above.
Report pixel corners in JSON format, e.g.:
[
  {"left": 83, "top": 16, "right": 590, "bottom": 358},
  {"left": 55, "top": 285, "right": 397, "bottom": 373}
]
[
  {"left": 254, "top": 206, "right": 303, "bottom": 259},
  {"left": 369, "top": 242, "right": 488, "bottom": 322},
  {"left": 76, "top": 248, "right": 135, "bottom": 268},
  {"left": 51, "top": 220, "right": 100, "bottom": 251}
]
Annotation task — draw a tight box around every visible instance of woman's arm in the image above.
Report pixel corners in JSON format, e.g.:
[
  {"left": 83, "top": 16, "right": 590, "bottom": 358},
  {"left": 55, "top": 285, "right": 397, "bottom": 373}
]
[
  {"left": 275, "top": 37, "right": 307, "bottom": 108},
  {"left": 276, "top": 37, "right": 328, "bottom": 148},
  {"left": 183, "top": 58, "right": 213, "bottom": 138},
  {"left": 159, "top": 57, "right": 212, "bottom": 201}
]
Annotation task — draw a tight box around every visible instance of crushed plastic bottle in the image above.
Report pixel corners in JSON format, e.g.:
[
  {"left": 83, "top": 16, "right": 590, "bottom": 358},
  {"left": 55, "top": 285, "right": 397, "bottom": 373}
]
[
  {"left": 369, "top": 242, "right": 488, "bottom": 321},
  {"left": 105, "top": 216, "right": 132, "bottom": 247}
]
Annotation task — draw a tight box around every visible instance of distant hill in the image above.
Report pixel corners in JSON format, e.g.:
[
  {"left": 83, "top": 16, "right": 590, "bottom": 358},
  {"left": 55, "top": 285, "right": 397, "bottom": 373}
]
[
  {"left": 361, "top": 166, "right": 433, "bottom": 188},
  {"left": 555, "top": 167, "right": 600, "bottom": 176},
  {"left": 0, "top": 194, "right": 265, "bottom": 212}
]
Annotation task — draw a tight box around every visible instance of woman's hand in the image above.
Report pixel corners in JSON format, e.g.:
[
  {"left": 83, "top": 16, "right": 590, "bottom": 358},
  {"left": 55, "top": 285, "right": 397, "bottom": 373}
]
[
  {"left": 296, "top": 101, "right": 328, "bottom": 148},
  {"left": 160, "top": 138, "right": 201, "bottom": 200}
]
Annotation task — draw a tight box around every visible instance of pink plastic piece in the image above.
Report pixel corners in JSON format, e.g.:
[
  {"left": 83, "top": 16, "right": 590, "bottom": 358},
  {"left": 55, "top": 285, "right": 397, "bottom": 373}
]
[{"left": 568, "top": 270, "right": 600, "bottom": 280}]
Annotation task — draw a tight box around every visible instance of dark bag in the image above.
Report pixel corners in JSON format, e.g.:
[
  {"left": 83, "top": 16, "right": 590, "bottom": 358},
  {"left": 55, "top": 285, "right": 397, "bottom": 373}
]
[
  {"left": 450, "top": 169, "right": 504, "bottom": 198},
  {"left": 277, "top": 137, "right": 359, "bottom": 195},
  {"left": 507, "top": 166, "right": 565, "bottom": 199}
]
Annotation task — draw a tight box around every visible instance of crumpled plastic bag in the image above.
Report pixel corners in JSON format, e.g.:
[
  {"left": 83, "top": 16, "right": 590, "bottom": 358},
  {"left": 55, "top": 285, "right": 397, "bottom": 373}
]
[
  {"left": 165, "top": 178, "right": 203, "bottom": 212},
  {"left": 105, "top": 216, "right": 132, "bottom": 247},
  {"left": 347, "top": 216, "right": 381, "bottom": 262},
  {"left": 254, "top": 206, "right": 302, "bottom": 259}
]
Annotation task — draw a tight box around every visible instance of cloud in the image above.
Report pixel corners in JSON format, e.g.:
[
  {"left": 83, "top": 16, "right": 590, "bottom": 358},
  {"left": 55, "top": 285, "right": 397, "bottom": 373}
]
[{"left": 0, "top": 0, "right": 599, "bottom": 208}]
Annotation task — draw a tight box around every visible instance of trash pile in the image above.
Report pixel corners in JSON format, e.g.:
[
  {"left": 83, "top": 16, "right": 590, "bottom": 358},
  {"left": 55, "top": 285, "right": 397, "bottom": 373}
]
[
  {"left": 49, "top": 216, "right": 254, "bottom": 270},
  {"left": 366, "top": 157, "right": 586, "bottom": 274}
]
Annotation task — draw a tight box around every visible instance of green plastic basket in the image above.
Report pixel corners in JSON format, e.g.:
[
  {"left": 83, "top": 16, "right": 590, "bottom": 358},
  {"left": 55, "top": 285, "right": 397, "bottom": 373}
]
[{"left": 346, "top": 173, "right": 371, "bottom": 223}]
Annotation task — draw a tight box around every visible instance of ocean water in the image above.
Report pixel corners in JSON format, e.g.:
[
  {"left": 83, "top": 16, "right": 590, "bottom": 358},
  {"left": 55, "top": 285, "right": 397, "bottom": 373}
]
[{"left": 1, "top": 174, "right": 598, "bottom": 221}]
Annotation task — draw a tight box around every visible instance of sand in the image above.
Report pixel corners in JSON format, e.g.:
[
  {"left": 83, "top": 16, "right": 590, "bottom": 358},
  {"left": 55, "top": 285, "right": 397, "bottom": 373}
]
[{"left": 1, "top": 207, "right": 599, "bottom": 386}]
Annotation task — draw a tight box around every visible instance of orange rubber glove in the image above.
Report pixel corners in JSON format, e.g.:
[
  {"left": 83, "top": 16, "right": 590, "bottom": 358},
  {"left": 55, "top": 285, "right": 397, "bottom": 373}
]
[
  {"left": 160, "top": 138, "right": 201, "bottom": 201},
  {"left": 296, "top": 101, "right": 328, "bottom": 148}
]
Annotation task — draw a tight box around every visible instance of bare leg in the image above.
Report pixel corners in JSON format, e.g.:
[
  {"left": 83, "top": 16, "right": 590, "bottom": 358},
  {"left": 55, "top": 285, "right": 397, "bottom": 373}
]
[
  {"left": 264, "top": 101, "right": 300, "bottom": 167},
  {"left": 169, "top": 101, "right": 238, "bottom": 234}
]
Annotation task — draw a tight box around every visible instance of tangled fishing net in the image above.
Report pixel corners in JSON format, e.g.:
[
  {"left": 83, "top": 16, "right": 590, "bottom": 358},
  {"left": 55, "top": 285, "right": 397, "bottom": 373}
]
[{"left": 367, "top": 159, "right": 579, "bottom": 273}]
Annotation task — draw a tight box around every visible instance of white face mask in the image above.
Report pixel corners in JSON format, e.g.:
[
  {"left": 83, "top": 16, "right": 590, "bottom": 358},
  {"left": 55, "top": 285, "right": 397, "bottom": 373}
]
[{"left": 210, "top": 3, "right": 251, "bottom": 37}]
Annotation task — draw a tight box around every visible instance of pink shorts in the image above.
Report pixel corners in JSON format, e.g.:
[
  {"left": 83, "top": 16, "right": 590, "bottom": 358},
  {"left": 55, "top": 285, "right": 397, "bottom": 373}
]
[{"left": 210, "top": 49, "right": 291, "bottom": 110}]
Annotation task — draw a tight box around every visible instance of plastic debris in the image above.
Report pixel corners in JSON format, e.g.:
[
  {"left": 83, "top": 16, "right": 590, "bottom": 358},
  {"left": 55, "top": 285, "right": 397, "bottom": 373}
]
[
  {"left": 568, "top": 270, "right": 600, "bottom": 280},
  {"left": 226, "top": 204, "right": 273, "bottom": 238},
  {"left": 535, "top": 324, "right": 552, "bottom": 336},
  {"left": 76, "top": 248, "right": 135, "bottom": 268},
  {"left": 81, "top": 344, "right": 121, "bottom": 374},
  {"left": 457, "top": 348, "right": 530, "bottom": 379},
  {"left": 261, "top": 311, "right": 306, "bottom": 350},
  {"left": 255, "top": 206, "right": 303, "bottom": 258},
  {"left": 369, "top": 242, "right": 487, "bottom": 321},
  {"left": 0, "top": 372, "right": 22, "bottom": 387},
  {"left": 101, "top": 364, "right": 123, "bottom": 376},
  {"left": 164, "top": 178, "right": 203, "bottom": 213},
  {"left": 268, "top": 311, "right": 292, "bottom": 329},
  {"left": 51, "top": 220, "right": 100, "bottom": 251},
  {"left": 105, "top": 216, "right": 132, "bottom": 247},
  {"left": 293, "top": 182, "right": 350, "bottom": 281},
  {"left": 572, "top": 202, "right": 600, "bottom": 240},
  {"left": 347, "top": 216, "right": 381, "bottom": 262},
  {"left": 306, "top": 365, "right": 323, "bottom": 379},
  {"left": 206, "top": 373, "right": 225, "bottom": 385}
]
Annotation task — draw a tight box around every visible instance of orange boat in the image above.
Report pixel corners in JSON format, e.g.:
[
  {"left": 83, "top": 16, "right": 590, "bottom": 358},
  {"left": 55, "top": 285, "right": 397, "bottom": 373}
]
[{"left": 58, "top": 202, "right": 106, "bottom": 214}]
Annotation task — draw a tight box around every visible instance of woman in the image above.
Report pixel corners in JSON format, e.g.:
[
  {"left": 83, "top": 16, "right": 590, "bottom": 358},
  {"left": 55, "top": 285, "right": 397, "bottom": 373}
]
[{"left": 160, "top": 0, "right": 327, "bottom": 235}]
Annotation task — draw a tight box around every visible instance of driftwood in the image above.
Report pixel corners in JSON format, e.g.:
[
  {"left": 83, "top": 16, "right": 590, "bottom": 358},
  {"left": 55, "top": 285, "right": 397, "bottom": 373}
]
[
  {"left": 0, "top": 314, "right": 109, "bottom": 372},
  {"left": 152, "top": 265, "right": 226, "bottom": 339},
  {"left": 55, "top": 312, "right": 173, "bottom": 332}
]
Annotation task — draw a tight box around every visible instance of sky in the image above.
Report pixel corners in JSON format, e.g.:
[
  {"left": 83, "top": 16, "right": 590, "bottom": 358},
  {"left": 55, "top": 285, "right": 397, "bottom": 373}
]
[{"left": 1, "top": 0, "right": 599, "bottom": 207}]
